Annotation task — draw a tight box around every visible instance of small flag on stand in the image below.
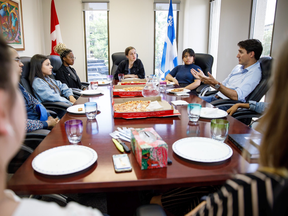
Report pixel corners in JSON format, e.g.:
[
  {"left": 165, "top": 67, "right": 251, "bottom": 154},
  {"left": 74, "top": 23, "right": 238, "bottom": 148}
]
[
  {"left": 50, "top": 0, "right": 63, "bottom": 55},
  {"left": 160, "top": 0, "right": 178, "bottom": 79}
]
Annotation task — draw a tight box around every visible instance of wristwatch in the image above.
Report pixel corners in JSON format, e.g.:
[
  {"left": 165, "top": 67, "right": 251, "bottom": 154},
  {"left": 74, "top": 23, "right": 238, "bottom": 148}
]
[{"left": 214, "top": 82, "right": 221, "bottom": 90}]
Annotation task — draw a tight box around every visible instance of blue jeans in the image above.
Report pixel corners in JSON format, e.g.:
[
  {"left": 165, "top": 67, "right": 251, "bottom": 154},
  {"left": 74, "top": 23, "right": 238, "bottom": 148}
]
[{"left": 200, "top": 94, "right": 231, "bottom": 111}]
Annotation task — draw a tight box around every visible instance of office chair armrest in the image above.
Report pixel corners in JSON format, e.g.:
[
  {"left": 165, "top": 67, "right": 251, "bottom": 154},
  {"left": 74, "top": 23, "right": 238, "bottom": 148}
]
[
  {"left": 42, "top": 102, "right": 70, "bottom": 111},
  {"left": 198, "top": 85, "right": 218, "bottom": 97},
  {"left": 196, "top": 84, "right": 210, "bottom": 94},
  {"left": 231, "top": 109, "right": 262, "bottom": 120},
  {"left": 136, "top": 204, "right": 167, "bottom": 216},
  {"left": 81, "top": 81, "right": 90, "bottom": 86},
  {"left": 47, "top": 110, "right": 58, "bottom": 118},
  {"left": 211, "top": 99, "right": 242, "bottom": 108},
  {"left": 26, "top": 129, "right": 50, "bottom": 139}
]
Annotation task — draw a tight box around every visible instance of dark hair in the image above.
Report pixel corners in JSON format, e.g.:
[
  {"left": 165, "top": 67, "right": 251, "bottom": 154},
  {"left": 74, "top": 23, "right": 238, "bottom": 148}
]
[
  {"left": 182, "top": 48, "right": 196, "bottom": 60},
  {"left": 237, "top": 39, "right": 263, "bottom": 60},
  {"left": 29, "top": 54, "right": 60, "bottom": 93},
  {"left": 59, "top": 49, "right": 72, "bottom": 62},
  {"left": 0, "top": 36, "right": 15, "bottom": 100},
  {"left": 125, "top": 46, "right": 136, "bottom": 56}
]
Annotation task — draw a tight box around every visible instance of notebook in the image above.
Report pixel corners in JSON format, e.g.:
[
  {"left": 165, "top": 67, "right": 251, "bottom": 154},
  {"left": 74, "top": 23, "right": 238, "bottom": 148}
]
[{"left": 228, "top": 134, "right": 261, "bottom": 159}]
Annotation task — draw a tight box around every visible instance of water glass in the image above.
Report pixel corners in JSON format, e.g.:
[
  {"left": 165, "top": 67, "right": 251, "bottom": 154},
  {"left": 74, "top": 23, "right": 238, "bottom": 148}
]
[
  {"left": 65, "top": 120, "right": 83, "bottom": 144},
  {"left": 84, "top": 102, "right": 98, "bottom": 120},
  {"left": 159, "top": 81, "right": 167, "bottom": 93},
  {"left": 90, "top": 81, "right": 98, "bottom": 90},
  {"left": 107, "top": 75, "right": 113, "bottom": 82},
  {"left": 210, "top": 119, "right": 229, "bottom": 142},
  {"left": 118, "top": 73, "right": 124, "bottom": 82},
  {"left": 187, "top": 103, "right": 202, "bottom": 123}
]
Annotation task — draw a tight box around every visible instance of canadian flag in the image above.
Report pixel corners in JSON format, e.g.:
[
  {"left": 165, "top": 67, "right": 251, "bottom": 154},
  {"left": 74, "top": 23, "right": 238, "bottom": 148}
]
[{"left": 50, "top": 0, "right": 63, "bottom": 55}]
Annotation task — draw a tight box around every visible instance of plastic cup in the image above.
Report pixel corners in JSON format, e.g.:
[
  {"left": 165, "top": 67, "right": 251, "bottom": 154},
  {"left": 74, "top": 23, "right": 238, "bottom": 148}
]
[
  {"left": 84, "top": 102, "right": 98, "bottom": 120},
  {"left": 187, "top": 103, "right": 202, "bottom": 123},
  {"left": 90, "top": 81, "right": 98, "bottom": 90},
  {"left": 65, "top": 120, "right": 83, "bottom": 144},
  {"left": 210, "top": 119, "right": 229, "bottom": 142},
  {"left": 118, "top": 73, "right": 124, "bottom": 82}
]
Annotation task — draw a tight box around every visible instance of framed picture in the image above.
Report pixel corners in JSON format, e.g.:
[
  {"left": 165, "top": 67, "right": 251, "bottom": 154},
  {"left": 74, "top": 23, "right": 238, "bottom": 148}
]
[{"left": 0, "top": 0, "right": 25, "bottom": 50}]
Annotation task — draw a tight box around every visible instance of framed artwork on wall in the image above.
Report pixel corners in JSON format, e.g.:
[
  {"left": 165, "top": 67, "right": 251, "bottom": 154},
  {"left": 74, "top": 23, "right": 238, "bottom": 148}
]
[{"left": 0, "top": 0, "right": 25, "bottom": 50}]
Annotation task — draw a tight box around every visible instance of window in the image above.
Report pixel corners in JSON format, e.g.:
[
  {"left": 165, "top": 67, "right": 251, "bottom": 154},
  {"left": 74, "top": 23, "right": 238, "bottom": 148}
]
[
  {"left": 83, "top": 2, "right": 109, "bottom": 82},
  {"left": 250, "top": 0, "right": 277, "bottom": 56},
  {"left": 154, "top": 2, "right": 179, "bottom": 75}
]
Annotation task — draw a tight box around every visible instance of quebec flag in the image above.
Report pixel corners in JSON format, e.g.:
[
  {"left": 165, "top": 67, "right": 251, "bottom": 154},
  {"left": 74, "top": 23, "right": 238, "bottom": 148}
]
[{"left": 160, "top": 0, "right": 178, "bottom": 79}]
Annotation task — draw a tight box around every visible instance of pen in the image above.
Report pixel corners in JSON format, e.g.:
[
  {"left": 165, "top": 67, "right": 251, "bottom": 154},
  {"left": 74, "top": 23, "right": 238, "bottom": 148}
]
[
  {"left": 112, "top": 138, "right": 124, "bottom": 153},
  {"left": 116, "top": 138, "right": 131, "bottom": 153}
]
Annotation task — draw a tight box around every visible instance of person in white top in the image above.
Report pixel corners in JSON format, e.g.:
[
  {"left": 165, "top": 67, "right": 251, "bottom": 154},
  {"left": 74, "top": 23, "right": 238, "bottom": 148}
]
[{"left": 0, "top": 37, "right": 103, "bottom": 216}]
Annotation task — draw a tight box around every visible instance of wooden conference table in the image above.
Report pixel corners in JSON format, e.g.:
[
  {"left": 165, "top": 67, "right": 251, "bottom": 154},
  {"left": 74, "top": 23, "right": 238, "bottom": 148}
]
[{"left": 8, "top": 85, "right": 258, "bottom": 214}]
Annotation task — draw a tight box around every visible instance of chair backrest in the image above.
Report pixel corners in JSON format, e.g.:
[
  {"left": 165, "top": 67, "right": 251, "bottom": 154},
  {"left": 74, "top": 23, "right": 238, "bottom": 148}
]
[
  {"left": 245, "top": 56, "right": 272, "bottom": 102},
  {"left": 194, "top": 53, "right": 214, "bottom": 76},
  {"left": 20, "top": 56, "right": 34, "bottom": 96},
  {"left": 271, "top": 179, "right": 288, "bottom": 215},
  {"left": 111, "top": 52, "right": 127, "bottom": 76},
  {"left": 48, "top": 55, "right": 62, "bottom": 79}
]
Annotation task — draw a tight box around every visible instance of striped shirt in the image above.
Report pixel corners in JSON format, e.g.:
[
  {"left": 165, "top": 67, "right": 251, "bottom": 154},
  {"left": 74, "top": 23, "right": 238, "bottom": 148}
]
[{"left": 193, "top": 171, "right": 285, "bottom": 216}]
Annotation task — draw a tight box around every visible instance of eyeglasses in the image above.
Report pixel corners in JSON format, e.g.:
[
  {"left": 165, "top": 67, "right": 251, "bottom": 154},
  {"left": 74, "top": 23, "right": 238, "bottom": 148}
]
[
  {"left": 13, "top": 58, "right": 22, "bottom": 63},
  {"left": 68, "top": 56, "right": 76, "bottom": 60}
]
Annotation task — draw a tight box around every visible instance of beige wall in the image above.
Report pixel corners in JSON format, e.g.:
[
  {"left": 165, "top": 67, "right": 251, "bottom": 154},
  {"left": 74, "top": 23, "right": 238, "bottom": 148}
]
[
  {"left": 216, "top": 0, "right": 252, "bottom": 82},
  {"left": 18, "top": 0, "right": 44, "bottom": 57}
]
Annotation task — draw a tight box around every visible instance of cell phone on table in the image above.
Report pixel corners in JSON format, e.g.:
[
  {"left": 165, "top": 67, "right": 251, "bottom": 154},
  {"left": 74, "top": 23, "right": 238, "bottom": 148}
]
[{"left": 112, "top": 154, "right": 132, "bottom": 172}]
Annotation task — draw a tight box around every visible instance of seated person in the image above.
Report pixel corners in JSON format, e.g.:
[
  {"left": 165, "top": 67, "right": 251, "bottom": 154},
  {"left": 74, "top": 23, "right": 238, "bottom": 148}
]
[
  {"left": 113, "top": 46, "right": 145, "bottom": 80},
  {"left": 0, "top": 36, "right": 103, "bottom": 216},
  {"left": 156, "top": 38, "right": 288, "bottom": 216},
  {"left": 192, "top": 39, "right": 263, "bottom": 109},
  {"left": 29, "top": 54, "right": 76, "bottom": 106},
  {"left": 54, "top": 43, "right": 85, "bottom": 89},
  {"left": 165, "top": 48, "right": 201, "bottom": 90},
  {"left": 9, "top": 46, "right": 59, "bottom": 132},
  {"left": 227, "top": 101, "right": 268, "bottom": 115}
]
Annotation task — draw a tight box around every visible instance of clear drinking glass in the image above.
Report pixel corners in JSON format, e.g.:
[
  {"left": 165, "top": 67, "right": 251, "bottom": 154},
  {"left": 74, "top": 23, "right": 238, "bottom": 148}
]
[
  {"left": 187, "top": 103, "right": 202, "bottom": 123},
  {"left": 84, "top": 102, "right": 98, "bottom": 120},
  {"left": 210, "top": 119, "right": 229, "bottom": 142},
  {"left": 65, "top": 120, "right": 83, "bottom": 144},
  {"left": 90, "top": 81, "right": 98, "bottom": 90},
  {"left": 159, "top": 81, "right": 167, "bottom": 93},
  {"left": 118, "top": 73, "right": 124, "bottom": 82}
]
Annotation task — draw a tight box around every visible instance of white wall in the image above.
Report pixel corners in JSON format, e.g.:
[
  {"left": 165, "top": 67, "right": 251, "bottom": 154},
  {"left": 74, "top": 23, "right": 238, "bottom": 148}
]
[
  {"left": 216, "top": 0, "right": 252, "bottom": 82},
  {"left": 271, "top": 0, "right": 288, "bottom": 57},
  {"left": 18, "top": 0, "right": 44, "bottom": 56},
  {"left": 109, "top": 0, "right": 154, "bottom": 75}
]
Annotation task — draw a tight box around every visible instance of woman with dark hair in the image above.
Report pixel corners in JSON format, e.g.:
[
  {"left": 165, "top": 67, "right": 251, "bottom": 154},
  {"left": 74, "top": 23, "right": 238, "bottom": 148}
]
[
  {"left": 54, "top": 43, "right": 84, "bottom": 89},
  {"left": 0, "top": 36, "right": 103, "bottom": 216},
  {"left": 29, "top": 54, "right": 76, "bottom": 106},
  {"left": 113, "top": 46, "right": 145, "bottom": 80},
  {"left": 165, "top": 48, "right": 201, "bottom": 90}
]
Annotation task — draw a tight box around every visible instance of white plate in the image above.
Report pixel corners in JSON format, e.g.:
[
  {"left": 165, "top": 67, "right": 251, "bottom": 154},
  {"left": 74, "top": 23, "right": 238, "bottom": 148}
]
[
  {"left": 67, "top": 104, "right": 85, "bottom": 114},
  {"left": 80, "top": 89, "right": 103, "bottom": 95},
  {"left": 166, "top": 88, "right": 190, "bottom": 94},
  {"left": 92, "top": 80, "right": 112, "bottom": 85},
  {"left": 172, "top": 137, "right": 233, "bottom": 163},
  {"left": 200, "top": 107, "right": 228, "bottom": 118},
  {"left": 32, "top": 145, "right": 98, "bottom": 175}
]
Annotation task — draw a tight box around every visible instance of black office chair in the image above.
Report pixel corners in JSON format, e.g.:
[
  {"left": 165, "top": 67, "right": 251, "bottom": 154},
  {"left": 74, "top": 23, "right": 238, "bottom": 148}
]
[
  {"left": 111, "top": 52, "right": 128, "bottom": 76},
  {"left": 20, "top": 56, "right": 71, "bottom": 114},
  {"left": 201, "top": 57, "right": 272, "bottom": 108},
  {"left": 272, "top": 179, "right": 288, "bottom": 215},
  {"left": 194, "top": 53, "right": 214, "bottom": 94}
]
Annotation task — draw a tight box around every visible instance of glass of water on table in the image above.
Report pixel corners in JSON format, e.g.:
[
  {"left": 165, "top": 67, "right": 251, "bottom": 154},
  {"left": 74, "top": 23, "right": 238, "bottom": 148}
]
[
  {"left": 84, "top": 102, "right": 98, "bottom": 120},
  {"left": 187, "top": 103, "right": 202, "bottom": 123}
]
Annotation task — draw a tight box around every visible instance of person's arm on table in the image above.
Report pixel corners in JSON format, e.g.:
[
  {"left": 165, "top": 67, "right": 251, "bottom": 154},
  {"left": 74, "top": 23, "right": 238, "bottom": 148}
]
[
  {"left": 184, "top": 79, "right": 201, "bottom": 90},
  {"left": 191, "top": 69, "right": 238, "bottom": 100},
  {"left": 165, "top": 74, "right": 179, "bottom": 85},
  {"left": 227, "top": 103, "right": 250, "bottom": 115}
]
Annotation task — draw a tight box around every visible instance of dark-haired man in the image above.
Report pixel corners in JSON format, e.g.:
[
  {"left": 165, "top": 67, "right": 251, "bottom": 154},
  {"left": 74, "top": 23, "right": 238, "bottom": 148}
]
[
  {"left": 192, "top": 39, "right": 263, "bottom": 108},
  {"left": 9, "top": 47, "right": 59, "bottom": 132}
]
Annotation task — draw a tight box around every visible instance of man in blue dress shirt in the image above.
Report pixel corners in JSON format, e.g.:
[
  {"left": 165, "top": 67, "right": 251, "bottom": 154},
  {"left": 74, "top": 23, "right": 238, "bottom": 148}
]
[{"left": 192, "top": 39, "right": 263, "bottom": 109}]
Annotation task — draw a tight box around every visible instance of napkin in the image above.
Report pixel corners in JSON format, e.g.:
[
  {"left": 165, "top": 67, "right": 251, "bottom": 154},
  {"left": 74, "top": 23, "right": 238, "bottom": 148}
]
[
  {"left": 175, "top": 92, "right": 190, "bottom": 96},
  {"left": 146, "top": 101, "right": 163, "bottom": 110},
  {"left": 171, "top": 100, "right": 189, "bottom": 106}
]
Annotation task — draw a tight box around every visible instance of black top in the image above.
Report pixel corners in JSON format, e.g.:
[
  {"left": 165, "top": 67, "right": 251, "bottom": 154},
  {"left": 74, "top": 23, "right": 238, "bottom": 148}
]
[
  {"left": 55, "top": 64, "right": 82, "bottom": 89},
  {"left": 113, "top": 59, "right": 145, "bottom": 80}
]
